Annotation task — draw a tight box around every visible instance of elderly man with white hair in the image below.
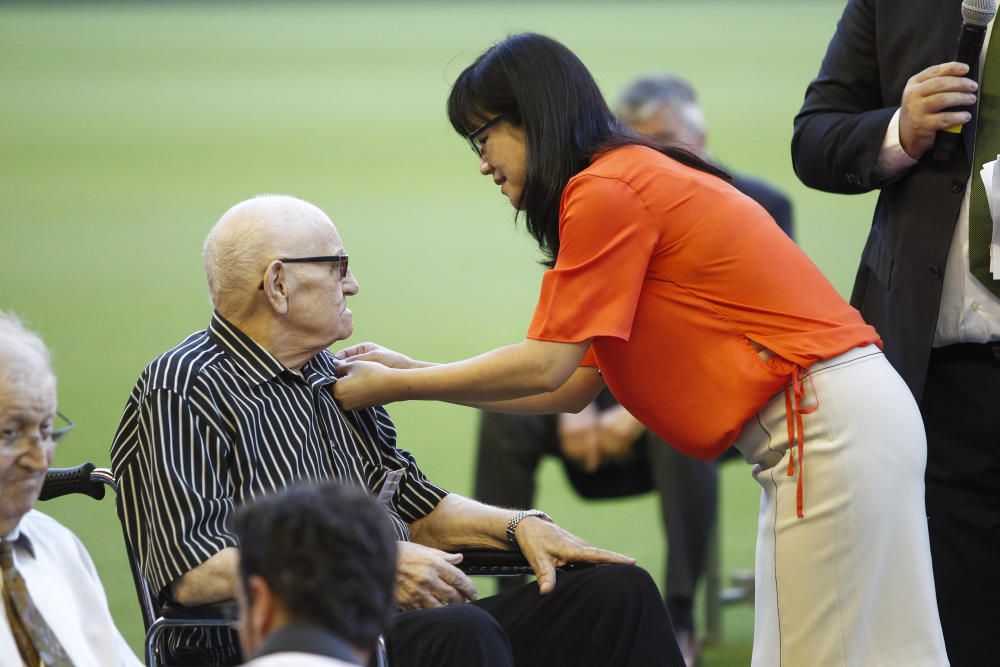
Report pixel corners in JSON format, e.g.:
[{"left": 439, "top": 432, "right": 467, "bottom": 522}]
[
  {"left": 110, "top": 195, "right": 682, "bottom": 667},
  {"left": 0, "top": 312, "right": 141, "bottom": 667}
]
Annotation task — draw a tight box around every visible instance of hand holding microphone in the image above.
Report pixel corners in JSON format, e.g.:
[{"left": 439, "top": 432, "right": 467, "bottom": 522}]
[
  {"left": 925, "top": 0, "right": 998, "bottom": 161},
  {"left": 900, "top": 61, "right": 978, "bottom": 160}
]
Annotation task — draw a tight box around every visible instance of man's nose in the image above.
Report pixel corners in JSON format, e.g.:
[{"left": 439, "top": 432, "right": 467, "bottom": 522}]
[
  {"left": 18, "top": 440, "right": 50, "bottom": 471},
  {"left": 342, "top": 270, "right": 360, "bottom": 296},
  {"left": 479, "top": 155, "right": 493, "bottom": 176}
]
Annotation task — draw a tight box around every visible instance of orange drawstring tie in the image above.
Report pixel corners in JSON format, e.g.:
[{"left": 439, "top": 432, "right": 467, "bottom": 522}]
[{"left": 784, "top": 367, "right": 819, "bottom": 519}]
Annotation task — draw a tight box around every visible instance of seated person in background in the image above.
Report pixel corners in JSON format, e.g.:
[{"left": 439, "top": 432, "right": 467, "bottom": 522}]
[
  {"left": 475, "top": 72, "right": 795, "bottom": 667},
  {"left": 0, "top": 311, "right": 141, "bottom": 667},
  {"left": 234, "top": 481, "right": 396, "bottom": 667},
  {"left": 110, "top": 194, "right": 683, "bottom": 667}
]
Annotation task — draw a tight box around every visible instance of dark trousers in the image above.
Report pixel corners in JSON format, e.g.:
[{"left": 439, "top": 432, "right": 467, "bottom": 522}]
[
  {"left": 385, "top": 564, "right": 684, "bottom": 667},
  {"left": 921, "top": 345, "right": 1000, "bottom": 666},
  {"left": 475, "top": 410, "right": 716, "bottom": 632}
]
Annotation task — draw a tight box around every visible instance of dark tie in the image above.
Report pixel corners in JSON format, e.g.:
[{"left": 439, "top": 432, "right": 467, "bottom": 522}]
[
  {"left": 0, "top": 540, "right": 74, "bottom": 667},
  {"left": 969, "top": 25, "right": 1000, "bottom": 297}
]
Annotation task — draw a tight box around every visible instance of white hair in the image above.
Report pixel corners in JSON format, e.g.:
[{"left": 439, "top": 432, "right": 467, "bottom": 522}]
[{"left": 0, "top": 311, "right": 55, "bottom": 391}]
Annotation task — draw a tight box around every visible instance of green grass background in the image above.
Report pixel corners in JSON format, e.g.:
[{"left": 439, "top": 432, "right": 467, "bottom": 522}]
[{"left": 1, "top": 2, "right": 877, "bottom": 664}]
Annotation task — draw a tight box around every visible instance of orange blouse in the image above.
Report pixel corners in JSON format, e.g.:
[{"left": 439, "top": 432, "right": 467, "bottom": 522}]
[{"left": 527, "top": 145, "right": 879, "bottom": 460}]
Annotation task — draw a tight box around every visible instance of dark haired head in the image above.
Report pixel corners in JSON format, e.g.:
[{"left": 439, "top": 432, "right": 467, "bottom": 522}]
[
  {"left": 234, "top": 481, "right": 397, "bottom": 649},
  {"left": 448, "top": 32, "right": 728, "bottom": 267}
]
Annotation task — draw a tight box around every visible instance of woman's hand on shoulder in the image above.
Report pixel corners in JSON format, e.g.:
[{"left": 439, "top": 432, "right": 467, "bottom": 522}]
[
  {"left": 331, "top": 358, "right": 403, "bottom": 410},
  {"left": 334, "top": 342, "right": 423, "bottom": 369}
]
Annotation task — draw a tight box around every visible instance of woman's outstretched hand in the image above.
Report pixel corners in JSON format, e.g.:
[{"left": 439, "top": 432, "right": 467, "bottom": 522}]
[
  {"left": 334, "top": 341, "right": 419, "bottom": 369},
  {"left": 331, "top": 358, "right": 402, "bottom": 410}
]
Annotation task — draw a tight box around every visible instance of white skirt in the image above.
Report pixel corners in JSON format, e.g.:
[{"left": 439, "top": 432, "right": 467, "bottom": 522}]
[{"left": 732, "top": 345, "right": 949, "bottom": 667}]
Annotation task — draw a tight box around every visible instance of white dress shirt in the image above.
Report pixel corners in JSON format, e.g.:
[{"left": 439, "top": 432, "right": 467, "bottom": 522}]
[
  {"left": 242, "top": 652, "right": 360, "bottom": 667},
  {"left": 878, "top": 18, "right": 1000, "bottom": 345},
  {"left": 0, "top": 510, "right": 141, "bottom": 667}
]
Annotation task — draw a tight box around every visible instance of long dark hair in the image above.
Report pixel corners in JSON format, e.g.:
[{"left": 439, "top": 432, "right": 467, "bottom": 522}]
[{"left": 448, "top": 32, "right": 729, "bottom": 267}]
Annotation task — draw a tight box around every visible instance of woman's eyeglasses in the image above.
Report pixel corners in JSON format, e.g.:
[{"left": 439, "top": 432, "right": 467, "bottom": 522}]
[{"left": 466, "top": 111, "right": 514, "bottom": 159}]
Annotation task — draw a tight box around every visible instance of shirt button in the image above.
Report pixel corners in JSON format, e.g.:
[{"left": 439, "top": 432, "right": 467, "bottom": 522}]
[
  {"left": 929, "top": 265, "right": 943, "bottom": 279},
  {"left": 951, "top": 179, "right": 964, "bottom": 193},
  {"left": 971, "top": 301, "right": 982, "bottom": 311}
]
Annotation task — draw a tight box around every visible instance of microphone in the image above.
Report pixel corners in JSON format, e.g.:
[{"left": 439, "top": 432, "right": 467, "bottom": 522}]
[{"left": 933, "top": 0, "right": 997, "bottom": 161}]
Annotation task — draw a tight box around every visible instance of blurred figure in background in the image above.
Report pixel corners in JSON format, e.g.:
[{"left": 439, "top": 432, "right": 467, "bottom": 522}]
[
  {"left": 0, "top": 311, "right": 141, "bottom": 667},
  {"left": 234, "top": 481, "right": 397, "bottom": 667},
  {"left": 474, "top": 71, "right": 795, "bottom": 667}
]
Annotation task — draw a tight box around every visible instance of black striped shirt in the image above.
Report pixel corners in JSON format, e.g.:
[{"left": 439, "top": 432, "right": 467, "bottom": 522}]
[{"left": 110, "top": 311, "right": 448, "bottom": 599}]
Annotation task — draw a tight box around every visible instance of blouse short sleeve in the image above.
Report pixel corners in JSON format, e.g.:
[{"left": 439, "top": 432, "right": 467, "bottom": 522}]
[{"left": 527, "top": 174, "right": 658, "bottom": 344}]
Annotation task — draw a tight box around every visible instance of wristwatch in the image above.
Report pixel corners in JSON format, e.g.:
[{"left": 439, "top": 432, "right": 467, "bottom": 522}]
[{"left": 506, "top": 509, "right": 553, "bottom": 544}]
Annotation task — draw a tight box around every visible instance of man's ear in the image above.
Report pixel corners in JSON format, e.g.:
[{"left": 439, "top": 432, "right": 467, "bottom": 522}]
[
  {"left": 262, "top": 260, "right": 290, "bottom": 314},
  {"left": 246, "top": 574, "right": 278, "bottom": 641}
]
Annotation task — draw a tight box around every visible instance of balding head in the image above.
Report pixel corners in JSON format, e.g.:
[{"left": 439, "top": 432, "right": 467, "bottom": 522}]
[
  {"left": 204, "top": 195, "right": 338, "bottom": 312},
  {"left": 203, "top": 195, "right": 359, "bottom": 370}
]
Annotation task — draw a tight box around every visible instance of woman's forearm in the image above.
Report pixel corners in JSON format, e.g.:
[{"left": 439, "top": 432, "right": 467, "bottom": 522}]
[
  {"left": 452, "top": 366, "right": 604, "bottom": 414},
  {"left": 333, "top": 338, "right": 593, "bottom": 411},
  {"left": 394, "top": 339, "right": 591, "bottom": 403}
]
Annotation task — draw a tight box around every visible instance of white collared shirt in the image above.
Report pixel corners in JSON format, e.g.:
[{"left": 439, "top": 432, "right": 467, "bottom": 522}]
[
  {"left": 243, "top": 653, "right": 360, "bottom": 667},
  {"left": 0, "top": 510, "right": 141, "bottom": 667},
  {"left": 878, "top": 18, "right": 1000, "bottom": 345}
]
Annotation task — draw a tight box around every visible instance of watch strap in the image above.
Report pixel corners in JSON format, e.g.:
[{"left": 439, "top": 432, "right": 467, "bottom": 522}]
[{"left": 505, "top": 509, "right": 552, "bottom": 544}]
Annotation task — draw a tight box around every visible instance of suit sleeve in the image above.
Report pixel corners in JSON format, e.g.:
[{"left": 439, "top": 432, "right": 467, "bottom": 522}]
[{"left": 791, "top": 0, "right": 898, "bottom": 194}]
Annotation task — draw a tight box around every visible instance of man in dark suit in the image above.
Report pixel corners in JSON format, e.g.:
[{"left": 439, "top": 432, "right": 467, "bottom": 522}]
[
  {"left": 792, "top": 1, "right": 999, "bottom": 663},
  {"left": 475, "top": 72, "right": 796, "bottom": 667}
]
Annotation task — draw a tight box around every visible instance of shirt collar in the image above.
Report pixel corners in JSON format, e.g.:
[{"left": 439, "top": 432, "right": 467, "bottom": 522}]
[
  {"left": 4, "top": 521, "right": 36, "bottom": 559},
  {"left": 207, "top": 312, "right": 339, "bottom": 390},
  {"left": 252, "top": 623, "right": 363, "bottom": 665},
  {"left": 207, "top": 312, "right": 292, "bottom": 387},
  {"left": 302, "top": 360, "right": 337, "bottom": 391}
]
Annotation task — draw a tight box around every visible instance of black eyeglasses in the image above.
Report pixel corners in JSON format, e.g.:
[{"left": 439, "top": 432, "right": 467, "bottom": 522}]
[
  {"left": 258, "top": 255, "right": 349, "bottom": 290},
  {"left": 466, "top": 111, "right": 514, "bottom": 159}
]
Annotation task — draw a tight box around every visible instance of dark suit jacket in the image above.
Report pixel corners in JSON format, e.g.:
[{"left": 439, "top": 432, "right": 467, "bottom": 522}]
[{"left": 791, "top": 0, "right": 970, "bottom": 401}]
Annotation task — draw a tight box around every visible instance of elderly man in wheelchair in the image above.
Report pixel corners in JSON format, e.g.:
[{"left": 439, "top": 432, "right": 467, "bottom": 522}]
[{"left": 109, "top": 195, "right": 683, "bottom": 667}]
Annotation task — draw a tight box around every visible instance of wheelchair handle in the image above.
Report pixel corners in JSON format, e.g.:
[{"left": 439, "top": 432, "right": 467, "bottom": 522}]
[{"left": 39, "top": 462, "right": 105, "bottom": 502}]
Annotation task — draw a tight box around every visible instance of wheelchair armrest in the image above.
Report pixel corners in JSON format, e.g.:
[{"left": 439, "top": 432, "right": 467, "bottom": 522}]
[
  {"left": 460, "top": 550, "right": 533, "bottom": 576},
  {"left": 39, "top": 462, "right": 105, "bottom": 502},
  {"left": 159, "top": 600, "right": 239, "bottom": 622},
  {"left": 457, "top": 549, "right": 595, "bottom": 576}
]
